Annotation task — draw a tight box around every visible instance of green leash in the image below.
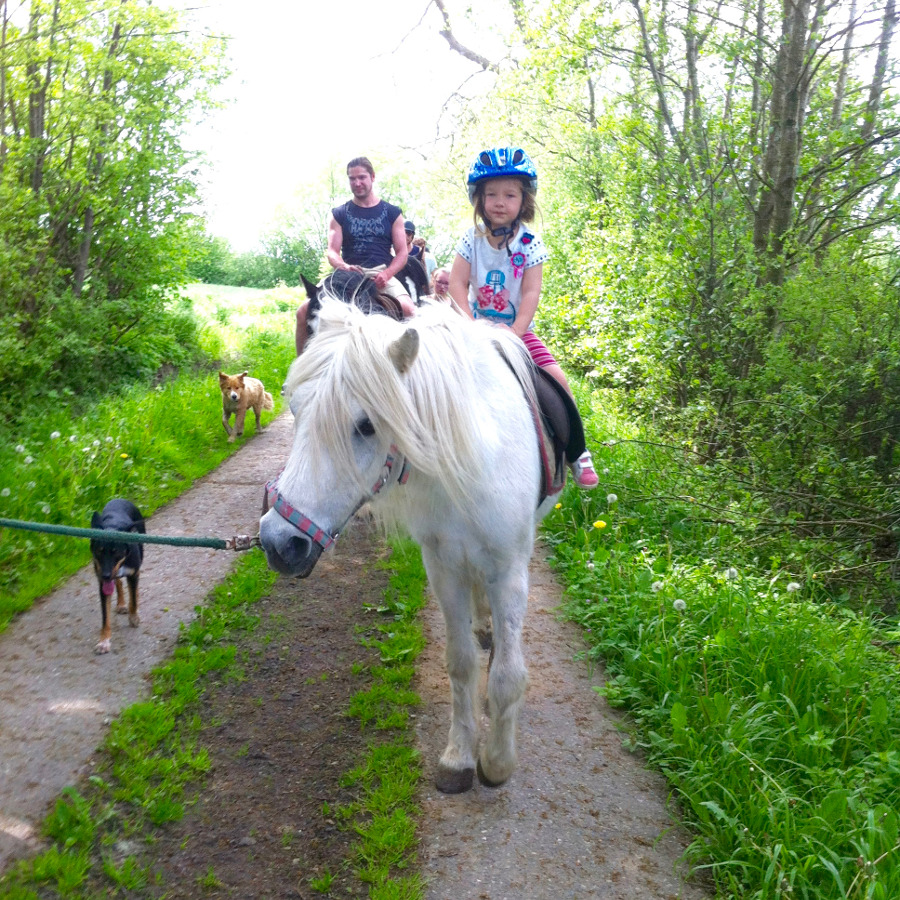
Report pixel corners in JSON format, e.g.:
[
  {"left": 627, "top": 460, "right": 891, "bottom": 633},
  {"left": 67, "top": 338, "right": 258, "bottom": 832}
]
[{"left": 0, "top": 518, "right": 259, "bottom": 551}]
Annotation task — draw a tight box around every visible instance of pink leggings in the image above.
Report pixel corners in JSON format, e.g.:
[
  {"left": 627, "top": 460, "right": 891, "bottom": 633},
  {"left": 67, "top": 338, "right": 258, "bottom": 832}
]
[{"left": 521, "top": 331, "right": 558, "bottom": 369}]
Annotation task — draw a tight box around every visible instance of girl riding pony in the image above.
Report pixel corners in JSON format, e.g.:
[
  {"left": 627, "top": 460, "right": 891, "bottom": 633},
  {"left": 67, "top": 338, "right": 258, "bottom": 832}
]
[{"left": 449, "top": 146, "right": 598, "bottom": 489}]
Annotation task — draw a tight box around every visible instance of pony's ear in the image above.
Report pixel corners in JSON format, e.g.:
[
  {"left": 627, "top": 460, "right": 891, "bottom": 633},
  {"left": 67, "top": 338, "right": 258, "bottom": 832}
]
[
  {"left": 301, "top": 274, "right": 319, "bottom": 302},
  {"left": 388, "top": 328, "right": 419, "bottom": 374}
]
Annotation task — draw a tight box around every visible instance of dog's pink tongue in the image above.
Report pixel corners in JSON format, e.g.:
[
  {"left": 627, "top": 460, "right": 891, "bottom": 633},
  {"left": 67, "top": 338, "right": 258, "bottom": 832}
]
[{"left": 101, "top": 580, "right": 115, "bottom": 596}]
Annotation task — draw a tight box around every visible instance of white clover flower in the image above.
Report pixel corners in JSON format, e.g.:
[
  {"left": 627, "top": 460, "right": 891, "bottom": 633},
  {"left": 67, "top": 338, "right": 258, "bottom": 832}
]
[
  {"left": 602, "top": 467, "right": 610, "bottom": 475},
  {"left": 69, "top": 435, "right": 77, "bottom": 443},
  {"left": 41, "top": 504, "right": 51, "bottom": 515},
  {"left": 725, "top": 567, "right": 739, "bottom": 581},
  {"left": 786, "top": 581, "right": 801, "bottom": 593},
  {"left": 105, "top": 436, "right": 113, "bottom": 443},
  {"left": 15, "top": 444, "right": 25, "bottom": 453},
  {"left": 23, "top": 455, "right": 33, "bottom": 464},
  {"left": 50, "top": 431, "right": 61, "bottom": 440},
  {"left": 92, "top": 439, "right": 100, "bottom": 448},
  {"left": 673, "top": 599, "right": 687, "bottom": 612},
  {"left": 607, "top": 493, "right": 618, "bottom": 504},
  {"left": 82, "top": 447, "right": 90, "bottom": 453},
  {"left": 651, "top": 580, "right": 664, "bottom": 593},
  {"left": 1, "top": 488, "right": 10, "bottom": 497},
  {"left": 587, "top": 561, "right": 595, "bottom": 570}
]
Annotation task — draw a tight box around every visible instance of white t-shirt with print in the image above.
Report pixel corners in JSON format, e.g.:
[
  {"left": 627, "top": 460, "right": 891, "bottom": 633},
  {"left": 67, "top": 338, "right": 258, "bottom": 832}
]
[{"left": 456, "top": 225, "right": 549, "bottom": 330}]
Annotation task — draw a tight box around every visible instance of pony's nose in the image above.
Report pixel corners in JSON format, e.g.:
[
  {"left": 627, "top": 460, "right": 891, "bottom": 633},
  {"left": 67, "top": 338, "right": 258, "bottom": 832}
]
[{"left": 259, "top": 512, "right": 324, "bottom": 577}]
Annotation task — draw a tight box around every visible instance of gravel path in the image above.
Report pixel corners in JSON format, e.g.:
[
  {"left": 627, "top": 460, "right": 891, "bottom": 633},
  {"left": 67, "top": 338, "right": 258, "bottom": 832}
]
[
  {"left": 0, "top": 409, "right": 710, "bottom": 898},
  {"left": 0, "top": 412, "right": 294, "bottom": 870}
]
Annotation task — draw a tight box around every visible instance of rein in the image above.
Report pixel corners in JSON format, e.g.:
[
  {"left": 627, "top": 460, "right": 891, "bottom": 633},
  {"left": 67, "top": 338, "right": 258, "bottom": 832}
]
[{"left": 265, "top": 444, "right": 410, "bottom": 551}]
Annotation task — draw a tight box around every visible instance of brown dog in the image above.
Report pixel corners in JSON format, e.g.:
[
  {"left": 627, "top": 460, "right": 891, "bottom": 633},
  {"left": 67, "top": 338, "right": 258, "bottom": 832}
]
[{"left": 219, "top": 371, "right": 274, "bottom": 442}]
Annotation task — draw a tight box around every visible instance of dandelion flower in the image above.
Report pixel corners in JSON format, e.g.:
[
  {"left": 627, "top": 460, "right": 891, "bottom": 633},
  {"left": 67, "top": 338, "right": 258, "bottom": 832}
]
[
  {"left": 673, "top": 599, "right": 687, "bottom": 612},
  {"left": 593, "top": 520, "right": 607, "bottom": 529},
  {"left": 50, "top": 431, "right": 60, "bottom": 440},
  {"left": 15, "top": 444, "right": 25, "bottom": 453},
  {"left": 120, "top": 453, "right": 129, "bottom": 460},
  {"left": 41, "top": 504, "right": 51, "bottom": 515},
  {"left": 1, "top": 488, "right": 9, "bottom": 497},
  {"left": 652, "top": 580, "right": 664, "bottom": 593},
  {"left": 554, "top": 503, "right": 562, "bottom": 509},
  {"left": 607, "top": 493, "right": 618, "bottom": 504},
  {"left": 786, "top": 581, "right": 801, "bottom": 593},
  {"left": 725, "top": 567, "right": 738, "bottom": 581}
]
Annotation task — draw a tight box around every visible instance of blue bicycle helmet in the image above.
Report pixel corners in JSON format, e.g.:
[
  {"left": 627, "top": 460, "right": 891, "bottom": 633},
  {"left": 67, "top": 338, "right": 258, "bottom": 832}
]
[{"left": 466, "top": 146, "right": 538, "bottom": 203}]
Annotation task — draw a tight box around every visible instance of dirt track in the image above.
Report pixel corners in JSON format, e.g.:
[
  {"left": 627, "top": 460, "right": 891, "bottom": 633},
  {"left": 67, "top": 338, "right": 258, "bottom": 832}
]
[{"left": 0, "top": 411, "right": 709, "bottom": 898}]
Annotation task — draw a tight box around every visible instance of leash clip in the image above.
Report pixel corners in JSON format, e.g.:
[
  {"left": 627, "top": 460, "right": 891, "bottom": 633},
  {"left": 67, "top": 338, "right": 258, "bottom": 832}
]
[{"left": 227, "top": 534, "right": 260, "bottom": 551}]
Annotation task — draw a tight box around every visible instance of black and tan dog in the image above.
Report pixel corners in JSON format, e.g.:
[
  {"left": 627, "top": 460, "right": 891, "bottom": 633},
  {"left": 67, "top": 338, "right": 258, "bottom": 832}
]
[{"left": 90, "top": 499, "right": 145, "bottom": 655}]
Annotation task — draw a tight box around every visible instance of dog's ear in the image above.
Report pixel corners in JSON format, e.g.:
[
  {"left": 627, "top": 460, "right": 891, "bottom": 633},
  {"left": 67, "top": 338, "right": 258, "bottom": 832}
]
[
  {"left": 301, "top": 274, "right": 319, "bottom": 302},
  {"left": 239, "top": 371, "right": 248, "bottom": 380},
  {"left": 91, "top": 512, "right": 102, "bottom": 529},
  {"left": 218, "top": 372, "right": 227, "bottom": 384}
]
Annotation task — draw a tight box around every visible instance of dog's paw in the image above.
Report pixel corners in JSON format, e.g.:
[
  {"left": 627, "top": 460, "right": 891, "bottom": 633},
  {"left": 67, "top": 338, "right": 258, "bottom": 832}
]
[
  {"left": 94, "top": 638, "right": 111, "bottom": 655},
  {"left": 116, "top": 604, "right": 128, "bottom": 615},
  {"left": 129, "top": 613, "right": 140, "bottom": 628}
]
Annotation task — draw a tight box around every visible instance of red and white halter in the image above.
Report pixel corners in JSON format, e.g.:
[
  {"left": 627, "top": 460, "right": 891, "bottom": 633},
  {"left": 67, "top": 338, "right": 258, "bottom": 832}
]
[{"left": 264, "top": 444, "right": 410, "bottom": 551}]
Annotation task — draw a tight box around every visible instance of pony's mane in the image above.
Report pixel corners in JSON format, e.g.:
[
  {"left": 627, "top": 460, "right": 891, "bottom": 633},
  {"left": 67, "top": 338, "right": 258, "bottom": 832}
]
[{"left": 284, "top": 298, "right": 533, "bottom": 509}]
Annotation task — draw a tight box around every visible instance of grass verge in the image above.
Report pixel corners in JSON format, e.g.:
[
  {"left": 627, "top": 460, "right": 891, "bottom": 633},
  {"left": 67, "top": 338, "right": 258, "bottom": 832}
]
[{"left": 545, "top": 382, "right": 900, "bottom": 900}]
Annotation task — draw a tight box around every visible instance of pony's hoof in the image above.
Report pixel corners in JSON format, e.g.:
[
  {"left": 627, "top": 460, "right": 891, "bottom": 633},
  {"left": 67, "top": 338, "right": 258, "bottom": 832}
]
[
  {"left": 476, "top": 759, "right": 510, "bottom": 788},
  {"left": 435, "top": 765, "right": 474, "bottom": 794}
]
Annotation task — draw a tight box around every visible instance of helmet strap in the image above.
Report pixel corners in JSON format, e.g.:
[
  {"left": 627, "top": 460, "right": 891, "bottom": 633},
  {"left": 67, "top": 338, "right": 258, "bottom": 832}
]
[{"left": 488, "top": 220, "right": 519, "bottom": 255}]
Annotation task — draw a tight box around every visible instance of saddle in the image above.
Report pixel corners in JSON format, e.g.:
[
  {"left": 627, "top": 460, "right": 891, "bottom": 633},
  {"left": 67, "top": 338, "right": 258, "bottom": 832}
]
[{"left": 531, "top": 364, "right": 586, "bottom": 504}]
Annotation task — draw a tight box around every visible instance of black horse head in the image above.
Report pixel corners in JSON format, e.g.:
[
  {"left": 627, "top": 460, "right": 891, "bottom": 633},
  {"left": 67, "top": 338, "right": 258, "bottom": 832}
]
[{"left": 302, "top": 271, "right": 403, "bottom": 338}]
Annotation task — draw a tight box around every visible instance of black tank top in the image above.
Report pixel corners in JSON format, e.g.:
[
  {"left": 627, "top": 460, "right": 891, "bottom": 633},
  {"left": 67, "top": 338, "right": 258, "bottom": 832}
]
[{"left": 332, "top": 200, "right": 403, "bottom": 268}]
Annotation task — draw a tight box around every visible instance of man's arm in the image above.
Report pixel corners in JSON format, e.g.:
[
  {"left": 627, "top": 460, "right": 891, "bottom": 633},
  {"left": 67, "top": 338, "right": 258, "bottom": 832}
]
[{"left": 326, "top": 213, "right": 362, "bottom": 272}]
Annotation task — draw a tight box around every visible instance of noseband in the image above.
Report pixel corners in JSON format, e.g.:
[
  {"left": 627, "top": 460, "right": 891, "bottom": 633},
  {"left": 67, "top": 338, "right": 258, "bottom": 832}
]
[{"left": 265, "top": 444, "right": 410, "bottom": 552}]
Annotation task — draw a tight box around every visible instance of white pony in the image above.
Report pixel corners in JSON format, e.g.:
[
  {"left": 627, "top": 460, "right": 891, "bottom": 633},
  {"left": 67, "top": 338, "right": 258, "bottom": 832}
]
[{"left": 259, "top": 294, "right": 562, "bottom": 793}]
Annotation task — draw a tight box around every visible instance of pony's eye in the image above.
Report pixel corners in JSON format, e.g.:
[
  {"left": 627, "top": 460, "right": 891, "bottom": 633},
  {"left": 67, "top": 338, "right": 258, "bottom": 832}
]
[{"left": 355, "top": 418, "right": 375, "bottom": 438}]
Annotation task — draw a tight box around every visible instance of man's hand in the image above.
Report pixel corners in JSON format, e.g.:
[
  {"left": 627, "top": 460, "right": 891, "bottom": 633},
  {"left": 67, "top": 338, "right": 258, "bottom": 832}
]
[{"left": 373, "top": 269, "right": 389, "bottom": 289}]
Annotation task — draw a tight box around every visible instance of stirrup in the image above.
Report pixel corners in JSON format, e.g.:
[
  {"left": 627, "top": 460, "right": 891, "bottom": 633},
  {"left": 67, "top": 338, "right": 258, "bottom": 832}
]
[{"left": 570, "top": 450, "right": 599, "bottom": 489}]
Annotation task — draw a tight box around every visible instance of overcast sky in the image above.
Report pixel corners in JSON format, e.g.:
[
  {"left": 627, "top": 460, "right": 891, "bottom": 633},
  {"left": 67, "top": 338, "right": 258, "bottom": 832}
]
[{"left": 182, "top": 0, "right": 502, "bottom": 250}]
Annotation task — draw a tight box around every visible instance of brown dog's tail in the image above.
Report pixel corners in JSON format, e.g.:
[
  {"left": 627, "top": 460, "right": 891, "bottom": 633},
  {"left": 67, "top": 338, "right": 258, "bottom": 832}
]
[{"left": 263, "top": 392, "right": 274, "bottom": 410}]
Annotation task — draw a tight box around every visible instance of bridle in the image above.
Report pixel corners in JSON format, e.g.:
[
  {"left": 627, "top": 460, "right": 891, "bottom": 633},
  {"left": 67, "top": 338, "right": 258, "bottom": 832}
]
[{"left": 264, "top": 444, "right": 410, "bottom": 552}]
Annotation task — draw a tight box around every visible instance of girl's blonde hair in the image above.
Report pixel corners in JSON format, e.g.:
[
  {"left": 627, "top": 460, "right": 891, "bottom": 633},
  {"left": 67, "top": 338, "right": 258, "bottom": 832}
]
[{"left": 471, "top": 177, "right": 537, "bottom": 233}]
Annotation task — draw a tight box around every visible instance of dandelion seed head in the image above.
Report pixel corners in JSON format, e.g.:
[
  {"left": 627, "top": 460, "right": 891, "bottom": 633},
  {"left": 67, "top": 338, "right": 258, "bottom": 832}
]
[
  {"left": 105, "top": 436, "right": 113, "bottom": 443},
  {"left": 786, "top": 581, "right": 801, "bottom": 593},
  {"left": 41, "top": 504, "right": 51, "bottom": 515},
  {"left": 50, "top": 431, "right": 60, "bottom": 440},
  {"left": 69, "top": 434, "right": 77, "bottom": 442},
  {"left": 606, "top": 493, "right": 618, "bottom": 504},
  {"left": 0, "top": 488, "right": 9, "bottom": 497},
  {"left": 23, "top": 456, "right": 33, "bottom": 465},
  {"left": 602, "top": 467, "right": 610, "bottom": 475},
  {"left": 651, "top": 580, "right": 664, "bottom": 592},
  {"left": 725, "top": 567, "right": 738, "bottom": 581},
  {"left": 673, "top": 599, "right": 687, "bottom": 612},
  {"left": 92, "top": 439, "right": 100, "bottom": 448},
  {"left": 587, "top": 562, "right": 595, "bottom": 570},
  {"left": 15, "top": 444, "right": 25, "bottom": 454}
]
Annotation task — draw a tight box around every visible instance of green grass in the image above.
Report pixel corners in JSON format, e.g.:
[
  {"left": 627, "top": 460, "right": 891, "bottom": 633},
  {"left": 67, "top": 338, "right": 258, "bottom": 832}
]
[
  {"left": 0, "top": 283, "right": 297, "bottom": 632},
  {"left": 340, "top": 537, "right": 428, "bottom": 898},
  {"left": 545, "top": 382, "right": 900, "bottom": 900}
]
